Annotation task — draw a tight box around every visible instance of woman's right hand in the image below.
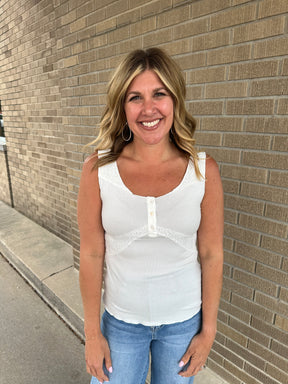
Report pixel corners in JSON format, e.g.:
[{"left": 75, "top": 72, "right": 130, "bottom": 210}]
[{"left": 85, "top": 333, "right": 112, "bottom": 383}]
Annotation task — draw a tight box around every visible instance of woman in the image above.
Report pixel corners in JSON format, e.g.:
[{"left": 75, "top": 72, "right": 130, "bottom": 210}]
[{"left": 78, "top": 48, "right": 223, "bottom": 384}]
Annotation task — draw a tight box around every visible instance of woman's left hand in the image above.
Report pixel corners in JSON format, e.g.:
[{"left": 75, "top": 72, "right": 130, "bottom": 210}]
[{"left": 178, "top": 331, "right": 215, "bottom": 377}]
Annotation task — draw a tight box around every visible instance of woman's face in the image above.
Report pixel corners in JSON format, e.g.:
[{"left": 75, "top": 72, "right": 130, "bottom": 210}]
[{"left": 124, "top": 70, "right": 174, "bottom": 146}]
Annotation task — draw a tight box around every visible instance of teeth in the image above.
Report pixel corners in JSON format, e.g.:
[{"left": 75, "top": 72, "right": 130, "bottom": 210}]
[{"left": 142, "top": 119, "right": 160, "bottom": 127}]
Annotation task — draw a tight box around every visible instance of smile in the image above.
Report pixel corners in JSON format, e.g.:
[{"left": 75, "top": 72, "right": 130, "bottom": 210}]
[{"left": 141, "top": 119, "right": 160, "bottom": 127}]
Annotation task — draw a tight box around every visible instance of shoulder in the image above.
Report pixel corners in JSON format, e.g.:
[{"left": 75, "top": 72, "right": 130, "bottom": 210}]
[
  {"left": 203, "top": 154, "right": 223, "bottom": 198},
  {"left": 205, "top": 155, "right": 220, "bottom": 176}
]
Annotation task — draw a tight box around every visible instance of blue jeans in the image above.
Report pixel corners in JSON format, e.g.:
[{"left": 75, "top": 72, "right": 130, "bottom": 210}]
[{"left": 90, "top": 310, "right": 202, "bottom": 384}]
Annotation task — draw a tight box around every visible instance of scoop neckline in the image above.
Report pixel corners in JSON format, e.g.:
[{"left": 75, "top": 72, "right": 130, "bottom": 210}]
[{"left": 114, "top": 159, "right": 191, "bottom": 199}]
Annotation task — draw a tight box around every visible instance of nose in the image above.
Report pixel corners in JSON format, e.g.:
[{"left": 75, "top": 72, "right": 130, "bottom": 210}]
[{"left": 142, "top": 97, "right": 155, "bottom": 115}]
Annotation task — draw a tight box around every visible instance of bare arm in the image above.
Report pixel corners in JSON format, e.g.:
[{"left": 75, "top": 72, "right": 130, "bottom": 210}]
[
  {"left": 179, "top": 156, "right": 224, "bottom": 377},
  {"left": 78, "top": 155, "right": 112, "bottom": 382}
]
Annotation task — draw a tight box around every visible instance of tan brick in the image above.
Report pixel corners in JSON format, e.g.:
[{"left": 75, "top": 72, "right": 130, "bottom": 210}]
[
  {"left": 106, "top": 0, "right": 129, "bottom": 18},
  {"left": 141, "top": 0, "right": 172, "bottom": 18},
  {"left": 221, "top": 164, "right": 268, "bottom": 183},
  {"left": 194, "top": 132, "right": 222, "bottom": 146},
  {"left": 229, "top": 60, "right": 279, "bottom": 80},
  {"left": 188, "top": 100, "right": 223, "bottom": 116},
  {"left": 240, "top": 213, "right": 287, "bottom": 238},
  {"left": 116, "top": 36, "right": 142, "bottom": 54},
  {"left": 213, "top": 341, "right": 244, "bottom": 368},
  {"left": 201, "top": 117, "right": 243, "bottom": 132},
  {"left": 210, "top": 3, "right": 257, "bottom": 30},
  {"left": 223, "top": 277, "right": 254, "bottom": 303},
  {"left": 225, "top": 251, "right": 255, "bottom": 273},
  {"left": 255, "top": 292, "right": 288, "bottom": 319},
  {"left": 227, "top": 99, "right": 274, "bottom": 115},
  {"left": 233, "top": 269, "right": 278, "bottom": 298},
  {"left": 249, "top": 340, "right": 288, "bottom": 374},
  {"left": 108, "top": 25, "right": 130, "bottom": 44},
  {"left": 173, "top": 18, "right": 209, "bottom": 40},
  {"left": 188, "top": 66, "right": 226, "bottom": 84},
  {"left": 235, "top": 241, "right": 282, "bottom": 268},
  {"left": 63, "top": 55, "right": 78, "bottom": 68},
  {"left": 265, "top": 202, "right": 288, "bottom": 222},
  {"left": 161, "top": 39, "right": 191, "bottom": 56},
  {"left": 256, "top": 263, "right": 288, "bottom": 287},
  {"left": 252, "top": 317, "right": 288, "bottom": 346},
  {"left": 245, "top": 117, "right": 288, "bottom": 134},
  {"left": 254, "top": 36, "right": 288, "bottom": 59},
  {"left": 86, "top": 8, "right": 106, "bottom": 26},
  {"left": 242, "top": 151, "right": 288, "bottom": 171},
  {"left": 186, "top": 85, "right": 203, "bottom": 100},
  {"left": 241, "top": 182, "right": 288, "bottom": 205},
  {"left": 271, "top": 339, "right": 288, "bottom": 360},
  {"left": 267, "top": 361, "right": 288, "bottom": 383},
  {"left": 87, "top": 35, "right": 107, "bottom": 50},
  {"left": 71, "top": 41, "right": 88, "bottom": 55},
  {"left": 70, "top": 17, "right": 86, "bottom": 33},
  {"left": 143, "top": 28, "right": 173, "bottom": 47},
  {"left": 230, "top": 312, "right": 272, "bottom": 343},
  {"left": 262, "top": 235, "right": 288, "bottom": 257},
  {"left": 117, "top": 8, "right": 141, "bottom": 27},
  {"left": 191, "top": 0, "right": 230, "bottom": 18},
  {"left": 224, "top": 209, "right": 238, "bottom": 224},
  {"left": 157, "top": 5, "right": 189, "bottom": 28},
  {"left": 77, "top": 25, "right": 96, "bottom": 42},
  {"left": 272, "top": 136, "right": 288, "bottom": 153},
  {"left": 251, "top": 78, "right": 288, "bottom": 97},
  {"left": 226, "top": 339, "right": 265, "bottom": 371},
  {"left": 130, "top": 17, "right": 156, "bottom": 36},
  {"left": 224, "top": 223, "right": 260, "bottom": 246},
  {"left": 280, "top": 287, "right": 288, "bottom": 301},
  {"left": 205, "top": 82, "right": 248, "bottom": 99},
  {"left": 282, "top": 58, "right": 288, "bottom": 75},
  {"left": 76, "top": 1, "right": 94, "bottom": 19},
  {"left": 217, "top": 321, "right": 248, "bottom": 347},
  {"left": 175, "top": 52, "right": 206, "bottom": 70},
  {"left": 278, "top": 99, "right": 288, "bottom": 114},
  {"left": 207, "top": 45, "right": 251, "bottom": 66},
  {"left": 192, "top": 30, "right": 230, "bottom": 52},
  {"left": 259, "top": 0, "right": 288, "bottom": 18},
  {"left": 224, "top": 194, "right": 265, "bottom": 215},
  {"left": 222, "top": 179, "right": 240, "bottom": 194},
  {"left": 233, "top": 16, "right": 285, "bottom": 44},
  {"left": 245, "top": 362, "right": 281, "bottom": 384},
  {"left": 203, "top": 147, "right": 241, "bottom": 164},
  {"left": 223, "top": 133, "right": 271, "bottom": 150},
  {"left": 95, "top": 18, "right": 116, "bottom": 34},
  {"left": 60, "top": 10, "right": 77, "bottom": 26}
]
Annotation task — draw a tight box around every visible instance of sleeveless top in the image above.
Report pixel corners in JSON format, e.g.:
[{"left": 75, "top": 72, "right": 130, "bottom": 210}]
[{"left": 98, "top": 152, "right": 206, "bottom": 326}]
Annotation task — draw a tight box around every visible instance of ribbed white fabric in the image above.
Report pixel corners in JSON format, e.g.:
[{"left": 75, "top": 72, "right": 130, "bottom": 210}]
[{"left": 98, "top": 152, "right": 206, "bottom": 325}]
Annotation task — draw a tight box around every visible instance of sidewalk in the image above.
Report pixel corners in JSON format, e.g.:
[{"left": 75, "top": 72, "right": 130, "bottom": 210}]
[{"left": 0, "top": 200, "right": 227, "bottom": 384}]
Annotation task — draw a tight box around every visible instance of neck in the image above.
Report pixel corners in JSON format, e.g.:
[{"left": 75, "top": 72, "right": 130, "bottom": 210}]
[{"left": 127, "top": 138, "right": 177, "bottom": 164}]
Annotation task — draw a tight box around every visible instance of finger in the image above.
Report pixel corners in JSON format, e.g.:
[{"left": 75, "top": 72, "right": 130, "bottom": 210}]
[
  {"left": 178, "top": 349, "right": 193, "bottom": 368},
  {"left": 104, "top": 350, "right": 113, "bottom": 374},
  {"left": 179, "top": 360, "right": 203, "bottom": 377},
  {"left": 90, "top": 364, "right": 110, "bottom": 383}
]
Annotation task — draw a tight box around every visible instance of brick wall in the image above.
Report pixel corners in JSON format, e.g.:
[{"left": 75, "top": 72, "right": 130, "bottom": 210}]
[{"left": 0, "top": 1, "right": 287, "bottom": 383}]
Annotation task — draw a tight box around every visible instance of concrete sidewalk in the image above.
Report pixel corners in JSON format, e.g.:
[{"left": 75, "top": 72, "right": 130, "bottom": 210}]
[{"left": 0, "top": 200, "right": 227, "bottom": 384}]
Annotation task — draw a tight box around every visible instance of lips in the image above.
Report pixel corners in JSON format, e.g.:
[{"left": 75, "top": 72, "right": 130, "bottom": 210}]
[{"left": 141, "top": 119, "right": 161, "bottom": 127}]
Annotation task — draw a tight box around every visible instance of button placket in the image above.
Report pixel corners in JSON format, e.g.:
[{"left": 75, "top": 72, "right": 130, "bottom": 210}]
[{"left": 147, "top": 197, "right": 157, "bottom": 237}]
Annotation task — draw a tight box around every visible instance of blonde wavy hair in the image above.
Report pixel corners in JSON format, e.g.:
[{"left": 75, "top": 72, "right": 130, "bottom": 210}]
[{"left": 88, "top": 47, "right": 201, "bottom": 177}]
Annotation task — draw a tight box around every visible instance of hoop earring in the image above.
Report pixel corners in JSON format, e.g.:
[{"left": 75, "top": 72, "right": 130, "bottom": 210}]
[{"left": 122, "top": 122, "right": 132, "bottom": 142}]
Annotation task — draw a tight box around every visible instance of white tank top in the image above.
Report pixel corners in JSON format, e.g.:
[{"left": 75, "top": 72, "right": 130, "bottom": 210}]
[{"left": 98, "top": 152, "right": 206, "bottom": 326}]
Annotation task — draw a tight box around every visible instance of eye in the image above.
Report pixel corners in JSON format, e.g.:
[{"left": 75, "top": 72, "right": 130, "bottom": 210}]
[
  {"left": 129, "top": 95, "right": 141, "bottom": 102},
  {"left": 154, "top": 91, "right": 167, "bottom": 98}
]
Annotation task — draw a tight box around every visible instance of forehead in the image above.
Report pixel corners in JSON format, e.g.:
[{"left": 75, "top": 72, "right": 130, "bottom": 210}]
[{"left": 127, "top": 70, "right": 165, "bottom": 91}]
